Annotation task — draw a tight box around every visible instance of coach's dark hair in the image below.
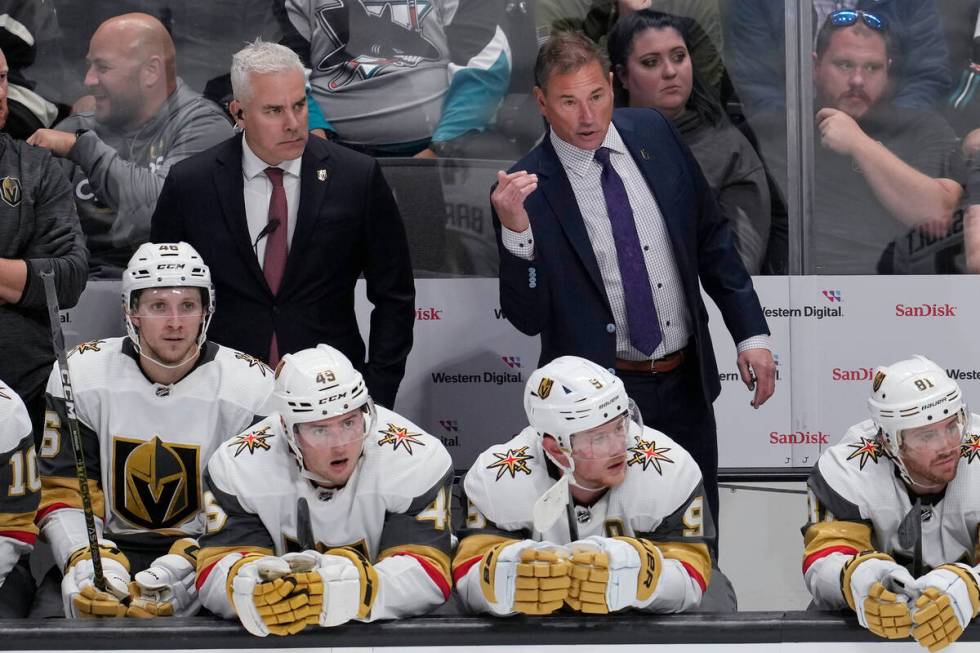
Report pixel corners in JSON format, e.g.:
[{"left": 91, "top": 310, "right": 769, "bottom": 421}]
[
  {"left": 814, "top": 13, "right": 894, "bottom": 60},
  {"left": 607, "top": 9, "right": 723, "bottom": 126},
  {"left": 534, "top": 30, "right": 610, "bottom": 91}
]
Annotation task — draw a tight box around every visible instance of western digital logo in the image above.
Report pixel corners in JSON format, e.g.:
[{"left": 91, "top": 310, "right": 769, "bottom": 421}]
[
  {"left": 822, "top": 290, "right": 842, "bottom": 302},
  {"left": 430, "top": 371, "right": 524, "bottom": 385},
  {"left": 762, "top": 306, "right": 842, "bottom": 319},
  {"left": 947, "top": 369, "right": 980, "bottom": 380},
  {"left": 501, "top": 356, "right": 522, "bottom": 369}
]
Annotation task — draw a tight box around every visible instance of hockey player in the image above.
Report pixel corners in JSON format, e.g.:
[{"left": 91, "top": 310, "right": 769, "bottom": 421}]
[
  {"left": 196, "top": 345, "right": 453, "bottom": 636},
  {"left": 0, "top": 380, "right": 40, "bottom": 616},
  {"left": 804, "top": 355, "right": 980, "bottom": 652},
  {"left": 454, "top": 356, "right": 716, "bottom": 616},
  {"left": 37, "top": 242, "right": 274, "bottom": 618}
]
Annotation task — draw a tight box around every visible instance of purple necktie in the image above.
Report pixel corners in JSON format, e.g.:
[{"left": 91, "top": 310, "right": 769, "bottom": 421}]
[
  {"left": 594, "top": 147, "right": 662, "bottom": 356},
  {"left": 264, "top": 167, "right": 288, "bottom": 367}
]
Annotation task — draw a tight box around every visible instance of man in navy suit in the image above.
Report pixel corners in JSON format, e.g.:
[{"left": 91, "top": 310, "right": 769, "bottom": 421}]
[
  {"left": 150, "top": 40, "right": 414, "bottom": 408},
  {"left": 491, "top": 31, "right": 775, "bottom": 540}
]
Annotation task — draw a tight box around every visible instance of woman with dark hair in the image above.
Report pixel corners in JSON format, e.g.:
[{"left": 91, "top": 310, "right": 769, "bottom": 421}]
[{"left": 608, "top": 9, "right": 771, "bottom": 274}]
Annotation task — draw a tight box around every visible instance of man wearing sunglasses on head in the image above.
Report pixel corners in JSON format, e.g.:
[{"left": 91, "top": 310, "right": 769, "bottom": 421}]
[
  {"left": 454, "top": 356, "right": 733, "bottom": 616},
  {"left": 803, "top": 356, "right": 980, "bottom": 652},
  {"left": 196, "top": 345, "right": 453, "bottom": 636},
  {"left": 808, "top": 9, "right": 963, "bottom": 274},
  {"left": 36, "top": 242, "right": 274, "bottom": 619}
]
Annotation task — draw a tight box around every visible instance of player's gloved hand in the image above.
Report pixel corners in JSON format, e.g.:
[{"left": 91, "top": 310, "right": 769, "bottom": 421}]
[
  {"left": 842, "top": 552, "right": 916, "bottom": 639},
  {"left": 566, "top": 535, "right": 663, "bottom": 613},
  {"left": 911, "top": 564, "right": 980, "bottom": 652},
  {"left": 127, "top": 538, "right": 201, "bottom": 617},
  {"left": 318, "top": 548, "right": 379, "bottom": 625},
  {"left": 62, "top": 541, "right": 132, "bottom": 618},
  {"left": 478, "top": 539, "right": 571, "bottom": 616},
  {"left": 228, "top": 554, "right": 323, "bottom": 637}
]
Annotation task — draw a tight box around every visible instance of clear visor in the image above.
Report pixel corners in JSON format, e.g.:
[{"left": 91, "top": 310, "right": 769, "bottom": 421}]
[
  {"left": 570, "top": 412, "right": 633, "bottom": 460},
  {"left": 132, "top": 288, "right": 205, "bottom": 319},
  {"left": 295, "top": 409, "right": 366, "bottom": 448},
  {"left": 900, "top": 411, "right": 965, "bottom": 450}
]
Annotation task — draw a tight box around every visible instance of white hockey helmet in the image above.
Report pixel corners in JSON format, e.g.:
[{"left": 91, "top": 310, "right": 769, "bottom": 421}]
[
  {"left": 122, "top": 242, "right": 215, "bottom": 350},
  {"left": 524, "top": 356, "right": 637, "bottom": 455},
  {"left": 268, "top": 344, "right": 376, "bottom": 482},
  {"left": 867, "top": 355, "right": 966, "bottom": 484}
]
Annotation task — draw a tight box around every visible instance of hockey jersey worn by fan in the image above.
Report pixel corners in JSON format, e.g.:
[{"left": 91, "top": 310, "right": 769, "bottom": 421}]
[
  {"left": 37, "top": 337, "right": 273, "bottom": 569},
  {"left": 454, "top": 426, "right": 713, "bottom": 613},
  {"left": 803, "top": 416, "right": 980, "bottom": 608},
  {"left": 0, "top": 380, "right": 39, "bottom": 585},
  {"left": 197, "top": 405, "right": 454, "bottom": 621}
]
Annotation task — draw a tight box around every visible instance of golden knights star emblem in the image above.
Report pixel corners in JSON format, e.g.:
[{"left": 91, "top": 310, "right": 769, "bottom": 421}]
[
  {"left": 487, "top": 446, "right": 533, "bottom": 481},
  {"left": 961, "top": 435, "right": 980, "bottom": 464},
  {"left": 235, "top": 352, "right": 271, "bottom": 376},
  {"left": 627, "top": 438, "right": 674, "bottom": 474},
  {"left": 70, "top": 340, "right": 105, "bottom": 357},
  {"left": 229, "top": 426, "right": 274, "bottom": 457},
  {"left": 377, "top": 423, "right": 425, "bottom": 455},
  {"left": 846, "top": 437, "right": 882, "bottom": 469}
]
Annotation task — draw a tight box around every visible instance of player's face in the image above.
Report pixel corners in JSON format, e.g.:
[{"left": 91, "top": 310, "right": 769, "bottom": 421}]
[
  {"left": 130, "top": 288, "right": 205, "bottom": 364},
  {"left": 534, "top": 61, "right": 614, "bottom": 151},
  {"left": 570, "top": 414, "right": 629, "bottom": 488},
  {"left": 900, "top": 414, "right": 963, "bottom": 489},
  {"left": 813, "top": 26, "right": 890, "bottom": 119},
  {"left": 84, "top": 27, "right": 148, "bottom": 128},
  {"left": 233, "top": 69, "right": 308, "bottom": 166},
  {"left": 618, "top": 26, "right": 693, "bottom": 119},
  {"left": 297, "top": 408, "right": 366, "bottom": 487}
]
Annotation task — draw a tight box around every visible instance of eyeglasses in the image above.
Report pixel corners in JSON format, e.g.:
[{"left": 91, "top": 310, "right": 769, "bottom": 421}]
[{"left": 828, "top": 10, "right": 887, "bottom": 32}]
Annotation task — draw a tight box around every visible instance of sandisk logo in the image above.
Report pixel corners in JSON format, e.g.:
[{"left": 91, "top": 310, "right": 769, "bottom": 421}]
[
  {"left": 832, "top": 367, "right": 876, "bottom": 381},
  {"left": 415, "top": 307, "right": 443, "bottom": 320},
  {"left": 769, "top": 431, "right": 830, "bottom": 445},
  {"left": 895, "top": 303, "right": 957, "bottom": 317}
]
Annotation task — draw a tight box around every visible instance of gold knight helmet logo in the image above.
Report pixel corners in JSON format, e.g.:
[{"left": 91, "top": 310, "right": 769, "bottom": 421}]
[
  {"left": 0, "top": 176, "right": 21, "bottom": 207},
  {"left": 113, "top": 436, "right": 200, "bottom": 529}
]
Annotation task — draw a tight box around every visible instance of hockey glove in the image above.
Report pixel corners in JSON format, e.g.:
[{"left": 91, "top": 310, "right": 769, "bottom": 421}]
[
  {"left": 566, "top": 536, "right": 662, "bottom": 613},
  {"left": 911, "top": 564, "right": 980, "bottom": 652},
  {"left": 62, "top": 541, "right": 132, "bottom": 618},
  {"left": 128, "top": 538, "right": 201, "bottom": 617},
  {"left": 479, "top": 540, "right": 571, "bottom": 616},
  {"left": 842, "top": 552, "right": 916, "bottom": 640},
  {"left": 229, "top": 554, "right": 323, "bottom": 637}
]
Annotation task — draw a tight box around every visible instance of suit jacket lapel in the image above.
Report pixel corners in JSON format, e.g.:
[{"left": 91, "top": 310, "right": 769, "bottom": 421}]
[
  {"left": 214, "top": 135, "right": 269, "bottom": 293},
  {"left": 537, "top": 137, "right": 606, "bottom": 296},
  {"left": 281, "top": 141, "right": 333, "bottom": 293}
]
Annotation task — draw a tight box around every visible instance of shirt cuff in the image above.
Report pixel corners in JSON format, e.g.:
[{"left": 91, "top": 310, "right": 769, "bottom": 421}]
[
  {"left": 736, "top": 335, "right": 771, "bottom": 354},
  {"left": 501, "top": 224, "right": 535, "bottom": 261}
]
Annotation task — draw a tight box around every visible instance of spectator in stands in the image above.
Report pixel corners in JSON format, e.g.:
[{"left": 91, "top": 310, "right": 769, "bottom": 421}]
[
  {"left": 608, "top": 10, "right": 771, "bottom": 274},
  {"left": 281, "top": 0, "right": 511, "bottom": 158},
  {"left": 0, "top": 46, "right": 88, "bottom": 450},
  {"left": 806, "top": 11, "right": 962, "bottom": 273},
  {"left": 150, "top": 40, "right": 415, "bottom": 409},
  {"left": 26, "top": 13, "right": 233, "bottom": 278}
]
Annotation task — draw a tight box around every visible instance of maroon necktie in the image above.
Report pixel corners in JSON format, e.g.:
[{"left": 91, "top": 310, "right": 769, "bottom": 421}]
[{"left": 263, "top": 167, "right": 288, "bottom": 366}]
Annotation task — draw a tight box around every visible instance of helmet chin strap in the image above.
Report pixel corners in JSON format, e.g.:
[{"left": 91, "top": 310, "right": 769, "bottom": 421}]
[
  {"left": 542, "top": 447, "right": 609, "bottom": 493},
  {"left": 134, "top": 340, "right": 202, "bottom": 370}
]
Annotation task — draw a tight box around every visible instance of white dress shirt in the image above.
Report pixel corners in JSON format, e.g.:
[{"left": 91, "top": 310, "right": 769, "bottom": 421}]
[
  {"left": 242, "top": 136, "right": 302, "bottom": 268},
  {"left": 502, "top": 125, "right": 769, "bottom": 358}
]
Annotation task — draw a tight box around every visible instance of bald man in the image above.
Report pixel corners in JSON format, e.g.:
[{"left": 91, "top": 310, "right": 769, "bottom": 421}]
[{"left": 28, "top": 13, "right": 232, "bottom": 278}]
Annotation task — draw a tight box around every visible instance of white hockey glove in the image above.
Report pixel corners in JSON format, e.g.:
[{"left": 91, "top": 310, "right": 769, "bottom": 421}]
[
  {"left": 478, "top": 539, "right": 571, "bottom": 616},
  {"left": 566, "top": 536, "right": 663, "bottom": 613},
  {"left": 911, "top": 564, "right": 980, "bottom": 652},
  {"left": 842, "top": 552, "right": 916, "bottom": 640},
  {"left": 228, "top": 553, "right": 323, "bottom": 637},
  {"left": 127, "top": 538, "right": 201, "bottom": 618},
  {"left": 62, "top": 541, "right": 132, "bottom": 618}
]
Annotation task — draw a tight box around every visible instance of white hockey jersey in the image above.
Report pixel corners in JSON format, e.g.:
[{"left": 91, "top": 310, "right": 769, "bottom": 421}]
[
  {"left": 0, "top": 380, "right": 38, "bottom": 585},
  {"left": 454, "top": 426, "right": 713, "bottom": 613},
  {"left": 38, "top": 338, "right": 274, "bottom": 569},
  {"left": 197, "top": 405, "right": 454, "bottom": 622},
  {"left": 803, "top": 416, "right": 980, "bottom": 608}
]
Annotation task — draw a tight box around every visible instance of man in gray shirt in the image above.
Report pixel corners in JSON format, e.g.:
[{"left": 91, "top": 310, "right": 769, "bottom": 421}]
[
  {"left": 0, "top": 47, "right": 88, "bottom": 446},
  {"left": 27, "top": 13, "right": 232, "bottom": 278}
]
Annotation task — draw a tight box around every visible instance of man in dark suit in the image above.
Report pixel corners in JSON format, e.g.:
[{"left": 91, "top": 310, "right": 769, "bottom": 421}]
[
  {"left": 491, "top": 31, "right": 775, "bottom": 538},
  {"left": 150, "top": 40, "right": 414, "bottom": 408}
]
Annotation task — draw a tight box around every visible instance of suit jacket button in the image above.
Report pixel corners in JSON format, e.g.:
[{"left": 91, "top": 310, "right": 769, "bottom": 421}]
[{"left": 606, "top": 323, "right": 616, "bottom": 333}]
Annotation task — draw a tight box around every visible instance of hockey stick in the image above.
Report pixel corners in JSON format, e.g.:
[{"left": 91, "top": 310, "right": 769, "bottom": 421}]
[
  {"left": 296, "top": 497, "right": 315, "bottom": 551},
  {"left": 40, "top": 270, "right": 106, "bottom": 592}
]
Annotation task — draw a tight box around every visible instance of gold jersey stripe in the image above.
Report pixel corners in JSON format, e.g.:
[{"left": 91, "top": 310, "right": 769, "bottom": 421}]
[
  {"left": 39, "top": 477, "right": 104, "bottom": 519},
  {"left": 0, "top": 510, "right": 39, "bottom": 536},
  {"left": 803, "top": 520, "right": 873, "bottom": 561},
  {"left": 197, "top": 544, "right": 272, "bottom": 578},
  {"left": 453, "top": 534, "right": 516, "bottom": 571},
  {"left": 657, "top": 541, "right": 713, "bottom": 587}
]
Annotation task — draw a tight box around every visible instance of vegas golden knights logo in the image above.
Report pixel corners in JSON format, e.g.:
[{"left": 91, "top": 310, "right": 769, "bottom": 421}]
[
  {"left": 537, "top": 377, "right": 554, "bottom": 399},
  {"left": 113, "top": 436, "right": 200, "bottom": 529},
  {"left": 872, "top": 371, "right": 886, "bottom": 393},
  {"left": 0, "top": 177, "right": 21, "bottom": 207}
]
